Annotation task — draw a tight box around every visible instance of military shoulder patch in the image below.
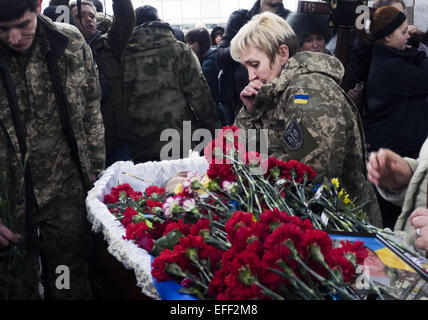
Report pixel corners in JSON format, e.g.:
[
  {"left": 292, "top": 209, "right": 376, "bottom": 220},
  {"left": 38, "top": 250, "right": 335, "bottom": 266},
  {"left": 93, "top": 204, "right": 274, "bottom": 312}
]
[{"left": 282, "top": 119, "right": 303, "bottom": 151}]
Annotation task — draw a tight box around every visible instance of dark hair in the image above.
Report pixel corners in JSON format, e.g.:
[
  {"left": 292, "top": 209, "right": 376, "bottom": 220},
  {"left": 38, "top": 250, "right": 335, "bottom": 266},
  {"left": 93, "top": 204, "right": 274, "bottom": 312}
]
[
  {"left": 49, "top": 0, "right": 69, "bottom": 5},
  {"left": 358, "top": 6, "right": 404, "bottom": 44},
  {"left": 373, "top": 0, "right": 405, "bottom": 10},
  {"left": 210, "top": 26, "right": 224, "bottom": 45},
  {"left": 90, "top": 0, "right": 103, "bottom": 12},
  {"left": 185, "top": 27, "right": 211, "bottom": 61},
  {"left": 0, "top": 0, "right": 38, "bottom": 22},
  {"left": 135, "top": 5, "right": 159, "bottom": 25},
  {"left": 286, "top": 12, "right": 331, "bottom": 47},
  {"left": 69, "top": 0, "right": 96, "bottom": 12}
]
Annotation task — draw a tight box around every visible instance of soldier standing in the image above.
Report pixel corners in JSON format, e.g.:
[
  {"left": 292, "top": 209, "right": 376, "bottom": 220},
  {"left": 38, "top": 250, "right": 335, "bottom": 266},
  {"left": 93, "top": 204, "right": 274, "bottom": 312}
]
[
  {"left": 0, "top": 0, "right": 105, "bottom": 299},
  {"left": 231, "top": 12, "right": 382, "bottom": 227},
  {"left": 122, "top": 6, "right": 219, "bottom": 164},
  {"left": 70, "top": 0, "right": 135, "bottom": 168}
]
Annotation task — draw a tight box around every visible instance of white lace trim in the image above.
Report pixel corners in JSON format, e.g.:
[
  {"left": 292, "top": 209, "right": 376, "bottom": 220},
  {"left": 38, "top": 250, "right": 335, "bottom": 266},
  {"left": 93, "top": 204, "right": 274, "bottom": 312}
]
[{"left": 86, "top": 156, "right": 209, "bottom": 300}]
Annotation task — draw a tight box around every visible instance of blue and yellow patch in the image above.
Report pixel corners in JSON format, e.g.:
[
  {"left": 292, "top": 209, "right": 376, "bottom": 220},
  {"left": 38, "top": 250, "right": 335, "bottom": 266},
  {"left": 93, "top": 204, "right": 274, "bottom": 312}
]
[{"left": 293, "top": 94, "right": 309, "bottom": 104}]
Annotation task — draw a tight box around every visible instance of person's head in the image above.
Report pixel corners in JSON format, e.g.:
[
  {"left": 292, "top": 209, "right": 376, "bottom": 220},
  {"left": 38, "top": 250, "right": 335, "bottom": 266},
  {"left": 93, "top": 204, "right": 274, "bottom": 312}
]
[
  {"left": 370, "top": 6, "right": 410, "bottom": 50},
  {"left": 90, "top": 0, "right": 103, "bottom": 13},
  {"left": 49, "top": 0, "right": 70, "bottom": 5},
  {"left": 373, "top": 0, "right": 405, "bottom": 12},
  {"left": 0, "top": 0, "right": 42, "bottom": 52},
  {"left": 69, "top": 0, "right": 97, "bottom": 39},
  {"left": 185, "top": 27, "right": 210, "bottom": 61},
  {"left": 260, "top": 0, "right": 284, "bottom": 12},
  {"left": 286, "top": 13, "right": 331, "bottom": 53},
  {"left": 210, "top": 26, "right": 224, "bottom": 46},
  {"left": 135, "top": 5, "right": 160, "bottom": 26},
  {"left": 230, "top": 11, "right": 298, "bottom": 84}
]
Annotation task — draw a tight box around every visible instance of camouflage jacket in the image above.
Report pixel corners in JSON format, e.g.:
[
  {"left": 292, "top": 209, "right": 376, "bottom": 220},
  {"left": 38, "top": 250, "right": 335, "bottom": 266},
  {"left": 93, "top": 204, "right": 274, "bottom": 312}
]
[
  {"left": 122, "top": 21, "right": 219, "bottom": 162},
  {"left": 96, "top": 12, "right": 113, "bottom": 35},
  {"left": 0, "top": 15, "right": 105, "bottom": 208},
  {"left": 234, "top": 51, "right": 382, "bottom": 227}
]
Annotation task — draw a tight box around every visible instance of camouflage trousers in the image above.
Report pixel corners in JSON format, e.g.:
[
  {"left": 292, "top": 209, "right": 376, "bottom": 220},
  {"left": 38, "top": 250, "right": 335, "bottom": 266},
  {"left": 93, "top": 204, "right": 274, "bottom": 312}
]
[{"left": 0, "top": 177, "right": 92, "bottom": 300}]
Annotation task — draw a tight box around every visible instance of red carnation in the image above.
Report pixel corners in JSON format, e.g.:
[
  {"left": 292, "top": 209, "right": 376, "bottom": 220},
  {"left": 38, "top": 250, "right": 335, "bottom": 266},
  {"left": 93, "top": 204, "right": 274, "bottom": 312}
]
[
  {"left": 190, "top": 218, "right": 211, "bottom": 237},
  {"left": 123, "top": 221, "right": 149, "bottom": 241},
  {"left": 163, "top": 219, "right": 190, "bottom": 236},
  {"left": 145, "top": 186, "right": 166, "bottom": 198},
  {"left": 121, "top": 207, "right": 138, "bottom": 227}
]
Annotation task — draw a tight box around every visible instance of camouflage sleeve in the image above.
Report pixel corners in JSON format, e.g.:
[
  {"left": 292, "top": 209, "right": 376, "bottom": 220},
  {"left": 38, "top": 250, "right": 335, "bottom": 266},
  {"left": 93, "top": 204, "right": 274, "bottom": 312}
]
[
  {"left": 80, "top": 42, "right": 105, "bottom": 172},
  {"left": 179, "top": 45, "right": 220, "bottom": 134},
  {"left": 277, "top": 87, "right": 348, "bottom": 177}
]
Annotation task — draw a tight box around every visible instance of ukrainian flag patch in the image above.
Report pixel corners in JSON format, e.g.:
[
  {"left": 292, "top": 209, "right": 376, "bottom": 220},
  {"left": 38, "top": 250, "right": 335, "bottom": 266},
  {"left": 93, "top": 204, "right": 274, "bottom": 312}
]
[{"left": 293, "top": 94, "right": 309, "bottom": 104}]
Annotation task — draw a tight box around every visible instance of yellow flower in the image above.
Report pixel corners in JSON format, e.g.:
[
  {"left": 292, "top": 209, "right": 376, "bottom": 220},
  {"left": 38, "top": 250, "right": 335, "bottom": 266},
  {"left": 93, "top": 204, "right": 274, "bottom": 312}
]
[
  {"left": 343, "top": 194, "right": 351, "bottom": 205},
  {"left": 174, "top": 183, "right": 183, "bottom": 195},
  {"left": 331, "top": 178, "right": 339, "bottom": 189},
  {"left": 194, "top": 176, "right": 211, "bottom": 195}
]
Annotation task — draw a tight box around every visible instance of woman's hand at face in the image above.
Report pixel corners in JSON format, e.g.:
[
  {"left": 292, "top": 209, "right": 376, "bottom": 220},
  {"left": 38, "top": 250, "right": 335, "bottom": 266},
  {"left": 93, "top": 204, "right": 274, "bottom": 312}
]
[{"left": 240, "top": 79, "right": 264, "bottom": 112}]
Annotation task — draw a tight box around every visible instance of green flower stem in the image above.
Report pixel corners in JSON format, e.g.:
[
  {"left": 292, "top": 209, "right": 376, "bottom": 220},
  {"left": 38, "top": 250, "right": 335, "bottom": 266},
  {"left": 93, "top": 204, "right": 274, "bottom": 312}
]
[
  {"left": 297, "top": 264, "right": 326, "bottom": 299},
  {"left": 193, "top": 260, "right": 212, "bottom": 283},
  {"left": 198, "top": 186, "right": 230, "bottom": 210},
  {"left": 294, "top": 255, "right": 356, "bottom": 300},
  {"left": 255, "top": 282, "right": 285, "bottom": 300},
  {"left": 268, "top": 267, "right": 318, "bottom": 299},
  {"left": 253, "top": 191, "right": 262, "bottom": 214},
  {"left": 324, "top": 209, "right": 353, "bottom": 232},
  {"left": 254, "top": 183, "right": 281, "bottom": 208},
  {"left": 198, "top": 201, "right": 230, "bottom": 213}
]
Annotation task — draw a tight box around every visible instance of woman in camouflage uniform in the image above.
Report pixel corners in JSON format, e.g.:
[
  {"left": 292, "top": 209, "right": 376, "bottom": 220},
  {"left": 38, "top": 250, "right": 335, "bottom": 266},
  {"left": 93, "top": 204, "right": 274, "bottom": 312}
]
[{"left": 230, "top": 12, "right": 382, "bottom": 227}]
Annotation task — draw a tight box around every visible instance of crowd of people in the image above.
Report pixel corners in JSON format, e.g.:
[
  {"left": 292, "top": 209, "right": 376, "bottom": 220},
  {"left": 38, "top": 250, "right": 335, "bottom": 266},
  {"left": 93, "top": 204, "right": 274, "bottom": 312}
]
[{"left": 0, "top": 0, "right": 428, "bottom": 300}]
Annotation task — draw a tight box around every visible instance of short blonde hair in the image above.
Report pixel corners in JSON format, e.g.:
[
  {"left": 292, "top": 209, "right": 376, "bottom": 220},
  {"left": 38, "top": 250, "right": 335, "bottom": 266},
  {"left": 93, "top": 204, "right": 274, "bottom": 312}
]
[{"left": 230, "top": 12, "right": 298, "bottom": 66}]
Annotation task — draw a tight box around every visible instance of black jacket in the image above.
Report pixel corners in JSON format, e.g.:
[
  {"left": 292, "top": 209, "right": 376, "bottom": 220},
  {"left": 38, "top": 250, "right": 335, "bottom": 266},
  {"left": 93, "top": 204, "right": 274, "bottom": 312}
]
[
  {"left": 88, "top": 0, "right": 135, "bottom": 148},
  {"left": 364, "top": 43, "right": 428, "bottom": 158},
  {"left": 216, "top": 0, "right": 291, "bottom": 116}
]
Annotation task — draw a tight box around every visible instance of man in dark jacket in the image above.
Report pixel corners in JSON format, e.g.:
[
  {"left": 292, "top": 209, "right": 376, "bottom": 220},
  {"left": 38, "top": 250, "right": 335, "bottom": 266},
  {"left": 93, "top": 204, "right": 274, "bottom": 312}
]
[
  {"left": 216, "top": 0, "right": 291, "bottom": 124},
  {"left": 135, "top": 5, "right": 185, "bottom": 42},
  {"left": 70, "top": 0, "right": 135, "bottom": 168}
]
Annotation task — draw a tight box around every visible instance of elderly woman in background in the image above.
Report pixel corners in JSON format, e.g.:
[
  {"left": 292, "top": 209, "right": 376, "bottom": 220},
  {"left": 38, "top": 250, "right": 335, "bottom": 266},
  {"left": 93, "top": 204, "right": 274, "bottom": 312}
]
[
  {"left": 286, "top": 12, "right": 332, "bottom": 54},
  {"left": 230, "top": 12, "right": 382, "bottom": 227}
]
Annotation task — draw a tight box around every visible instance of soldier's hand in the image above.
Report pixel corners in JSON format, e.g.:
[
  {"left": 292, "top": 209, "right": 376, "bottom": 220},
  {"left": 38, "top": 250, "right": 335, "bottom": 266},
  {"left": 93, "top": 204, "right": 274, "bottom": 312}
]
[
  {"left": 366, "top": 148, "right": 412, "bottom": 190},
  {"left": 410, "top": 208, "right": 428, "bottom": 252},
  {"left": 240, "top": 79, "right": 264, "bottom": 112},
  {"left": 0, "top": 218, "right": 22, "bottom": 248}
]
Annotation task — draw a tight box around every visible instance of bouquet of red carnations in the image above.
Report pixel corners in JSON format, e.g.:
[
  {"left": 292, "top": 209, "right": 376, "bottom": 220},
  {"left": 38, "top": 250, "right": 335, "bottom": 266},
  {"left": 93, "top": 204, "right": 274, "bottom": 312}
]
[{"left": 103, "top": 126, "right": 373, "bottom": 300}]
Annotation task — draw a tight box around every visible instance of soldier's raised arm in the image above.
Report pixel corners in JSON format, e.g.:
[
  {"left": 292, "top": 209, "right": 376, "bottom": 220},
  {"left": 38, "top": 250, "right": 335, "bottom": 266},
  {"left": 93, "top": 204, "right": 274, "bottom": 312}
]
[{"left": 107, "top": 0, "right": 135, "bottom": 58}]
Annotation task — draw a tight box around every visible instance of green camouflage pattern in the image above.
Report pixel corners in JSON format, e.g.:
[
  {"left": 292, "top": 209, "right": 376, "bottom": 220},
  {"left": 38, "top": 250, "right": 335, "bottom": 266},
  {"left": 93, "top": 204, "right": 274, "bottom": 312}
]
[
  {"left": 0, "top": 16, "right": 104, "bottom": 299},
  {"left": 122, "top": 21, "right": 219, "bottom": 163},
  {"left": 373, "top": 266, "right": 428, "bottom": 300},
  {"left": 234, "top": 51, "right": 382, "bottom": 227},
  {"left": 96, "top": 12, "right": 113, "bottom": 34}
]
